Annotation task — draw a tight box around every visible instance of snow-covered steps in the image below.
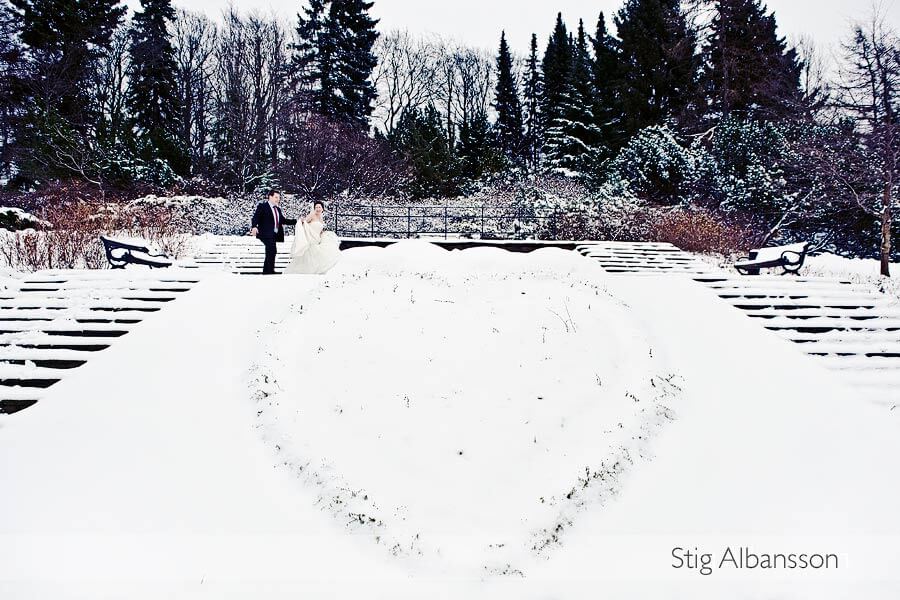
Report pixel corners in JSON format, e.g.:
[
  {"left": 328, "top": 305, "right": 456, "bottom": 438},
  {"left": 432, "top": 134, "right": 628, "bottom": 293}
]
[
  {"left": 191, "top": 236, "right": 293, "bottom": 274},
  {"left": 694, "top": 273, "right": 900, "bottom": 405},
  {"left": 0, "top": 269, "right": 201, "bottom": 415},
  {"left": 576, "top": 241, "right": 713, "bottom": 274},
  {"left": 574, "top": 246, "right": 900, "bottom": 403}
]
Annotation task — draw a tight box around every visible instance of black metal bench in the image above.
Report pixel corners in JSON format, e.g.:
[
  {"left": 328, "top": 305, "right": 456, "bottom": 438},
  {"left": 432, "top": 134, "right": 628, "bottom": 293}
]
[
  {"left": 100, "top": 235, "right": 172, "bottom": 269},
  {"left": 734, "top": 242, "right": 811, "bottom": 275}
]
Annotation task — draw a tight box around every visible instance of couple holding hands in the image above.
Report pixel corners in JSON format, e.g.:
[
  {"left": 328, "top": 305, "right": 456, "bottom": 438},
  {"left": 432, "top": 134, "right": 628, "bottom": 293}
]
[{"left": 250, "top": 189, "right": 341, "bottom": 275}]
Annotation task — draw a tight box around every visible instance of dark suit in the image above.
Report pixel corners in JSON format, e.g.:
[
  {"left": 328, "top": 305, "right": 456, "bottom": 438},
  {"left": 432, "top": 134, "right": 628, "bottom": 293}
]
[{"left": 252, "top": 202, "right": 297, "bottom": 274}]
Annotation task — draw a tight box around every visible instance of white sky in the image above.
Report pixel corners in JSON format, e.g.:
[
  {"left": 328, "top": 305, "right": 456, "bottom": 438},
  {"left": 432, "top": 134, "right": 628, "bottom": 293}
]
[{"left": 163, "top": 0, "right": 899, "bottom": 54}]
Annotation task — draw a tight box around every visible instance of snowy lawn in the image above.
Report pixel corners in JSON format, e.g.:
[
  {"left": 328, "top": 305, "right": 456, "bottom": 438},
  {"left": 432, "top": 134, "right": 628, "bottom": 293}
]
[
  {"left": 1, "top": 241, "right": 900, "bottom": 598},
  {"left": 250, "top": 242, "right": 681, "bottom": 575},
  {"left": 803, "top": 253, "right": 900, "bottom": 302}
]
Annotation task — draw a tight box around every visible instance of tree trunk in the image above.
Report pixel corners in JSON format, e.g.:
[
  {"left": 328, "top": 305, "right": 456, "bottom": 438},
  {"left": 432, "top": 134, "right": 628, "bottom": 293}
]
[{"left": 881, "top": 180, "right": 892, "bottom": 277}]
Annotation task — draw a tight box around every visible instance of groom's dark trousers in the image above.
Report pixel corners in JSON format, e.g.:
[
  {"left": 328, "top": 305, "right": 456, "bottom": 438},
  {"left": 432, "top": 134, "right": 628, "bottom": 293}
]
[
  {"left": 260, "top": 236, "right": 277, "bottom": 274},
  {"left": 252, "top": 202, "right": 296, "bottom": 275}
]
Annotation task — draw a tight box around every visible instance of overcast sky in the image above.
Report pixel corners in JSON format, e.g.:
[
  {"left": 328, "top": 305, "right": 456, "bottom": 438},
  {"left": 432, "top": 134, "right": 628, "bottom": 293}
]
[{"left": 165, "top": 0, "right": 899, "bottom": 54}]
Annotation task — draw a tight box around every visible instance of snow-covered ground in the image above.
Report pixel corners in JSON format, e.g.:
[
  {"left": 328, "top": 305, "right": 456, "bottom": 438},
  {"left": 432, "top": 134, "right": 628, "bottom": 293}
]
[
  {"left": 804, "top": 253, "right": 900, "bottom": 303},
  {"left": 1, "top": 242, "right": 900, "bottom": 598},
  {"left": 701, "top": 251, "right": 900, "bottom": 303}
]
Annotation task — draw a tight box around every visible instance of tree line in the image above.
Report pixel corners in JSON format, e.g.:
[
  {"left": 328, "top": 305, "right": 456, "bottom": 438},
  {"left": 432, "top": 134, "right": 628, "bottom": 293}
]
[{"left": 0, "top": 0, "right": 898, "bottom": 271}]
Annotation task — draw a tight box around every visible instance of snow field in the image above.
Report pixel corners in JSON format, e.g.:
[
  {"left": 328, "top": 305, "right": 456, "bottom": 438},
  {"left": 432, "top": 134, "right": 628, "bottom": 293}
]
[{"left": 250, "top": 243, "right": 682, "bottom": 576}]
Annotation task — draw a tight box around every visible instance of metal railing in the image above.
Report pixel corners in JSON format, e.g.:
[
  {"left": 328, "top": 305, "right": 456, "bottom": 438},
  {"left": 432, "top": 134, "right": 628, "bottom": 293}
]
[{"left": 322, "top": 205, "right": 560, "bottom": 240}]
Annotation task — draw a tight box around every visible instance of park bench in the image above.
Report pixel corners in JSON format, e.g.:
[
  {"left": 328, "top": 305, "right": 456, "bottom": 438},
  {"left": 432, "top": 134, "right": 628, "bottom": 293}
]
[
  {"left": 100, "top": 235, "right": 172, "bottom": 269},
  {"left": 734, "top": 242, "right": 811, "bottom": 276}
]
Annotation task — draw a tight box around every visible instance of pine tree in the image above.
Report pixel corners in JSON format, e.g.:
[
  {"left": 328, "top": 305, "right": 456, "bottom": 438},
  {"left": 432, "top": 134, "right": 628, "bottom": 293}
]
[
  {"left": 292, "top": 0, "right": 330, "bottom": 110},
  {"left": 615, "top": 0, "right": 699, "bottom": 136},
  {"left": 493, "top": 31, "right": 524, "bottom": 165},
  {"left": 292, "top": 0, "right": 379, "bottom": 126},
  {"left": 591, "top": 12, "right": 624, "bottom": 152},
  {"left": 128, "top": 0, "right": 186, "bottom": 176},
  {"left": 522, "top": 33, "right": 543, "bottom": 170},
  {"left": 704, "top": 0, "right": 804, "bottom": 119},
  {"left": 11, "top": 0, "right": 125, "bottom": 122},
  {"left": 541, "top": 13, "right": 573, "bottom": 129},
  {"left": 543, "top": 20, "right": 603, "bottom": 175},
  {"left": 458, "top": 110, "right": 502, "bottom": 180},
  {"left": 389, "top": 104, "right": 458, "bottom": 198},
  {"left": 0, "top": 2, "right": 24, "bottom": 179},
  {"left": 328, "top": 0, "right": 379, "bottom": 125},
  {"left": 10, "top": 0, "right": 125, "bottom": 182}
]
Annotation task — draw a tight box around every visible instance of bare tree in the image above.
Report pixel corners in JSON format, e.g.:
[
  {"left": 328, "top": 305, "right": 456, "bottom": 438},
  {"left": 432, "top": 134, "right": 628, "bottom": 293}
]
[
  {"left": 89, "top": 25, "right": 130, "bottom": 149},
  {"left": 795, "top": 34, "right": 831, "bottom": 116},
  {"left": 433, "top": 43, "right": 494, "bottom": 144},
  {"left": 837, "top": 5, "right": 900, "bottom": 276},
  {"left": 372, "top": 30, "right": 439, "bottom": 135},
  {"left": 434, "top": 42, "right": 459, "bottom": 144},
  {"left": 211, "top": 9, "right": 288, "bottom": 191},
  {"left": 280, "top": 114, "right": 407, "bottom": 200},
  {"left": 452, "top": 47, "right": 494, "bottom": 126},
  {"left": 172, "top": 10, "right": 217, "bottom": 177}
]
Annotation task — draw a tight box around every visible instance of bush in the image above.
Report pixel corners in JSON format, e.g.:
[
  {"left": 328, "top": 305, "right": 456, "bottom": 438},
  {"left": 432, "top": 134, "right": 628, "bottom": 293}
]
[
  {"left": 0, "top": 207, "right": 49, "bottom": 231},
  {"left": 0, "top": 199, "right": 190, "bottom": 272},
  {"left": 647, "top": 207, "right": 759, "bottom": 255},
  {"left": 281, "top": 115, "right": 410, "bottom": 200},
  {"left": 605, "top": 125, "right": 699, "bottom": 204}
]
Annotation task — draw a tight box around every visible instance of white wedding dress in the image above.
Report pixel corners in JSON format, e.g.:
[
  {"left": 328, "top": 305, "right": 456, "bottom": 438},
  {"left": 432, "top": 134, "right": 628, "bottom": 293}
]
[{"left": 285, "top": 220, "right": 341, "bottom": 274}]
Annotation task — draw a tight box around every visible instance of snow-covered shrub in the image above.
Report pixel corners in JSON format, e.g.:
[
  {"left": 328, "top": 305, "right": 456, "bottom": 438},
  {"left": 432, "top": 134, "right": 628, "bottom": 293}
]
[
  {"left": 606, "top": 125, "right": 699, "bottom": 204},
  {"left": 0, "top": 199, "right": 195, "bottom": 271},
  {"left": 507, "top": 174, "right": 655, "bottom": 241},
  {"left": 699, "top": 118, "right": 795, "bottom": 219},
  {"left": 0, "top": 207, "right": 50, "bottom": 231}
]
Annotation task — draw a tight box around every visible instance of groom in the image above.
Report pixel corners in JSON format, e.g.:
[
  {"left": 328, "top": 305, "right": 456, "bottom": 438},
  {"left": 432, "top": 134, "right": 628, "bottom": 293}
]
[{"left": 249, "top": 189, "right": 297, "bottom": 275}]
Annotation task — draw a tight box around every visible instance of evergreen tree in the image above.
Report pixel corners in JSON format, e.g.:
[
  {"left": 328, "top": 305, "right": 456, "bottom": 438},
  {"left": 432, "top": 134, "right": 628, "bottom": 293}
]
[
  {"left": 11, "top": 0, "right": 125, "bottom": 122},
  {"left": 292, "top": 0, "right": 379, "bottom": 126},
  {"left": 492, "top": 31, "right": 523, "bottom": 165},
  {"left": 328, "top": 0, "right": 379, "bottom": 125},
  {"left": 591, "top": 12, "right": 624, "bottom": 152},
  {"left": 389, "top": 104, "right": 457, "bottom": 198},
  {"left": 292, "top": 0, "right": 330, "bottom": 111},
  {"left": 128, "top": 0, "right": 186, "bottom": 176},
  {"left": 615, "top": 0, "right": 699, "bottom": 136},
  {"left": 543, "top": 20, "right": 603, "bottom": 175},
  {"left": 10, "top": 0, "right": 125, "bottom": 182},
  {"left": 458, "top": 110, "right": 502, "bottom": 180},
  {"left": 522, "top": 33, "right": 543, "bottom": 170},
  {"left": 704, "top": 0, "right": 804, "bottom": 119},
  {"left": 541, "top": 13, "right": 573, "bottom": 129},
  {"left": 0, "top": 1, "right": 24, "bottom": 179}
]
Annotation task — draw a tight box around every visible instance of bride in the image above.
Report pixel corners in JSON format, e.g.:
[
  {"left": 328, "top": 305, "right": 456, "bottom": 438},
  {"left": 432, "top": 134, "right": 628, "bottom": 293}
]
[{"left": 284, "top": 201, "right": 341, "bottom": 274}]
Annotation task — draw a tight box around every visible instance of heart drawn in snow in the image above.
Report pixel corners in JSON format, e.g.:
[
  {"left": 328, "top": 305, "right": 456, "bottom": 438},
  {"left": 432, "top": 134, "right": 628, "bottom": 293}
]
[{"left": 249, "top": 263, "right": 680, "bottom": 577}]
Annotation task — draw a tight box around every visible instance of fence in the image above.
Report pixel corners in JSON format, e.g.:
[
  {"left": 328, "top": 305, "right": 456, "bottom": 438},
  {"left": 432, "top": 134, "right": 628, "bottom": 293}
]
[{"left": 324, "top": 205, "right": 560, "bottom": 240}]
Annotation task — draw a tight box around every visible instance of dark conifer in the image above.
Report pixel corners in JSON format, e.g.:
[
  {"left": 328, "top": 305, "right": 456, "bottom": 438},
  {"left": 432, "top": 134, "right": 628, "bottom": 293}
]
[
  {"left": 493, "top": 31, "right": 524, "bottom": 164},
  {"left": 591, "top": 12, "right": 624, "bottom": 152},
  {"left": 292, "top": 0, "right": 379, "bottom": 126},
  {"left": 522, "top": 33, "right": 543, "bottom": 170},
  {"left": 543, "top": 20, "right": 603, "bottom": 175},
  {"left": 704, "top": 0, "right": 804, "bottom": 119},
  {"left": 615, "top": 0, "right": 699, "bottom": 135},
  {"left": 541, "top": 13, "right": 573, "bottom": 129},
  {"left": 128, "top": 0, "right": 186, "bottom": 175},
  {"left": 11, "top": 0, "right": 125, "bottom": 122},
  {"left": 327, "top": 0, "right": 379, "bottom": 125}
]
